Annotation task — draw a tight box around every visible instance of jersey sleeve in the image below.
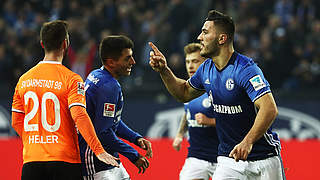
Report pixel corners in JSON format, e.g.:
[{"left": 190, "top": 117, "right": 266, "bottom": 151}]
[
  {"left": 12, "top": 82, "right": 24, "bottom": 113},
  {"left": 238, "top": 63, "right": 271, "bottom": 102},
  {"left": 68, "top": 75, "right": 86, "bottom": 109},
  {"left": 70, "top": 106, "right": 105, "bottom": 155},
  {"left": 116, "top": 120, "right": 142, "bottom": 145},
  {"left": 188, "top": 61, "right": 206, "bottom": 91},
  {"left": 100, "top": 128, "right": 140, "bottom": 163},
  {"left": 11, "top": 82, "right": 25, "bottom": 136}
]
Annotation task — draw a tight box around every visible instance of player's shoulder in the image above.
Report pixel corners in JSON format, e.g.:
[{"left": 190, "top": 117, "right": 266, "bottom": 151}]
[
  {"left": 87, "top": 68, "right": 120, "bottom": 90},
  {"left": 197, "top": 58, "right": 214, "bottom": 73},
  {"left": 235, "top": 52, "right": 254, "bottom": 66},
  {"left": 233, "top": 52, "right": 259, "bottom": 72},
  {"left": 59, "top": 65, "right": 82, "bottom": 79},
  {"left": 43, "top": 61, "right": 83, "bottom": 81},
  {"left": 18, "top": 63, "right": 40, "bottom": 80},
  {"left": 203, "top": 58, "right": 214, "bottom": 67}
]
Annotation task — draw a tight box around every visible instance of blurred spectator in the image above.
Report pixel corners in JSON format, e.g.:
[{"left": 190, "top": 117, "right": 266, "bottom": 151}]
[
  {"left": 0, "top": 0, "right": 319, "bottom": 99},
  {"left": 274, "top": 0, "right": 294, "bottom": 26}
]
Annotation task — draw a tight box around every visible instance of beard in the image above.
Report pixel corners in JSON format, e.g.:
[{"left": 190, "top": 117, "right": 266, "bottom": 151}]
[{"left": 200, "top": 37, "right": 221, "bottom": 58}]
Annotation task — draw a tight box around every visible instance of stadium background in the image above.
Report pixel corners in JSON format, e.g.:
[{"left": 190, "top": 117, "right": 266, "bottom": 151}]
[{"left": 0, "top": 0, "right": 319, "bottom": 179}]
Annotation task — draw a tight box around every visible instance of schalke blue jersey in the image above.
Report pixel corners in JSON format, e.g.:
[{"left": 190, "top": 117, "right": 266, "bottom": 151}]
[
  {"left": 78, "top": 67, "right": 142, "bottom": 176},
  {"left": 184, "top": 94, "right": 219, "bottom": 163},
  {"left": 188, "top": 52, "right": 281, "bottom": 160}
]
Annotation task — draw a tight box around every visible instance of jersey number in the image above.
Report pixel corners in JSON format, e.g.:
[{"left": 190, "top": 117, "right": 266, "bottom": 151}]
[{"left": 24, "top": 91, "right": 61, "bottom": 132}]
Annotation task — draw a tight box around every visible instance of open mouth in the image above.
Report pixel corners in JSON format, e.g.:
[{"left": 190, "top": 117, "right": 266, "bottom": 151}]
[{"left": 189, "top": 71, "right": 195, "bottom": 76}]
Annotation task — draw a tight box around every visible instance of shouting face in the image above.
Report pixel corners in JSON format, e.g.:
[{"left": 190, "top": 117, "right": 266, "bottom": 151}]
[{"left": 197, "top": 21, "right": 221, "bottom": 58}]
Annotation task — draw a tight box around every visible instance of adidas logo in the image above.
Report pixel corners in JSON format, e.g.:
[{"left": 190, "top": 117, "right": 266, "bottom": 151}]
[{"left": 205, "top": 79, "right": 210, "bottom": 84}]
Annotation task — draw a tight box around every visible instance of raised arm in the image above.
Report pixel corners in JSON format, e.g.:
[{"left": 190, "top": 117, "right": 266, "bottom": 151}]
[
  {"left": 148, "top": 42, "right": 204, "bottom": 102},
  {"left": 229, "top": 92, "right": 278, "bottom": 161}
]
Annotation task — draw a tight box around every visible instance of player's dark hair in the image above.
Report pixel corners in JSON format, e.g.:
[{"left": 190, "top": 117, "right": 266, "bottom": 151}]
[
  {"left": 184, "top": 43, "right": 202, "bottom": 56},
  {"left": 40, "top": 20, "right": 68, "bottom": 52},
  {"left": 99, "top": 35, "right": 134, "bottom": 65},
  {"left": 206, "top": 10, "right": 235, "bottom": 43}
]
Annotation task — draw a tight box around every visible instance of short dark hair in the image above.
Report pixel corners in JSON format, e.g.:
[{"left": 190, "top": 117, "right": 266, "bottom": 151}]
[
  {"left": 40, "top": 20, "right": 68, "bottom": 52},
  {"left": 206, "top": 10, "right": 235, "bottom": 42},
  {"left": 184, "top": 43, "right": 202, "bottom": 56},
  {"left": 99, "top": 35, "right": 134, "bottom": 65}
]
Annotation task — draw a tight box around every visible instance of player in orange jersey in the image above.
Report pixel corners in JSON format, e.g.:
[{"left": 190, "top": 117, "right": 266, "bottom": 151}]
[{"left": 11, "top": 20, "right": 119, "bottom": 180}]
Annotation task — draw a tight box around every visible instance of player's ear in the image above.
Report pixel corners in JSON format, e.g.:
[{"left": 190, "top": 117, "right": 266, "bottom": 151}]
[
  {"left": 40, "top": 40, "right": 44, "bottom": 49},
  {"left": 218, "top": 34, "right": 227, "bottom": 45},
  {"left": 105, "top": 59, "right": 115, "bottom": 68},
  {"left": 62, "top": 39, "right": 68, "bottom": 49}
]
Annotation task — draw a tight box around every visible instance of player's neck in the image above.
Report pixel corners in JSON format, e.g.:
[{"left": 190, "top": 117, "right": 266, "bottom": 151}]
[
  {"left": 213, "top": 45, "right": 234, "bottom": 70},
  {"left": 103, "top": 65, "right": 120, "bottom": 80},
  {"left": 43, "top": 50, "right": 64, "bottom": 63}
]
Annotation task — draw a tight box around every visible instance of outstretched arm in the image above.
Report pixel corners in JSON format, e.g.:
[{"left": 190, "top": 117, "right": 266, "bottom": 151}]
[
  {"left": 229, "top": 93, "right": 278, "bottom": 161},
  {"left": 149, "top": 42, "right": 204, "bottom": 102},
  {"left": 172, "top": 113, "right": 188, "bottom": 151}
]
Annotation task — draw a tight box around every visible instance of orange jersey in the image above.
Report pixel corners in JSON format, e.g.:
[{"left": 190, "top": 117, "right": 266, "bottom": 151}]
[{"left": 12, "top": 61, "right": 87, "bottom": 164}]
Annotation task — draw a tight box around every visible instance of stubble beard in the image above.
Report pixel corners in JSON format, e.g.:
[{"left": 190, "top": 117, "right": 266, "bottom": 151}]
[{"left": 200, "top": 38, "right": 221, "bottom": 59}]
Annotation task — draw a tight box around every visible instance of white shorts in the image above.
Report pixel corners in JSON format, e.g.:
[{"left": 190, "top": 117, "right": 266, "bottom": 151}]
[
  {"left": 179, "top": 157, "right": 217, "bottom": 180},
  {"left": 83, "top": 163, "right": 130, "bottom": 180},
  {"left": 213, "top": 156, "right": 286, "bottom": 180}
]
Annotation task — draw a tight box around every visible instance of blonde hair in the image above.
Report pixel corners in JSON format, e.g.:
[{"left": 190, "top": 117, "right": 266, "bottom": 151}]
[{"left": 183, "top": 43, "right": 202, "bottom": 56}]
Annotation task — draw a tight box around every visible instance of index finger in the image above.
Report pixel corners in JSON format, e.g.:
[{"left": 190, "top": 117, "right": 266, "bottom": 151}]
[
  {"left": 229, "top": 148, "right": 236, "bottom": 158},
  {"left": 148, "top": 42, "right": 163, "bottom": 56}
]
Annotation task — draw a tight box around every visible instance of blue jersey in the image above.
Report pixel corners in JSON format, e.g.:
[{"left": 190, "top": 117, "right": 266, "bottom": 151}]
[
  {"left": 78, "top": 67, "right": 142, "bottom": 176},
  {"left": 184, "top": 94, "right": 219, "bottom": 163},
  {"left": 189, "top": 52, "right": 281, "bottom": 160}
]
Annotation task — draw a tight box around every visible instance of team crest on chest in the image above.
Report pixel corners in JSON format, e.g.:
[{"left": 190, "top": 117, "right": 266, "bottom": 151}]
[
  {"left": 225, "top": 78, "right": 234, "bottom": 91},
  {"left": 202, "top": 97, "right": 211, "bottom": 108}
]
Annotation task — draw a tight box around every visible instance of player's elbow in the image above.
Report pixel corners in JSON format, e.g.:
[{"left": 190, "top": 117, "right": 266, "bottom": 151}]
[{"left": 270, "top": 105, "right": 278, "bottom": 120}]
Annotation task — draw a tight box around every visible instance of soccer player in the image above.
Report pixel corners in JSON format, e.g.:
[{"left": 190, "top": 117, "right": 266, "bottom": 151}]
[
  {"left": 11, "top": 20, "right": 119, "bottom": 180},
  {"left": 149, "top": 10, "right": 286, "bottom": 180},
  {"left": 78, "top": 35, "right": 152, "bottom": 180},
  {"left": 172, "top": 43, "right": 219, "bottom": 180}
]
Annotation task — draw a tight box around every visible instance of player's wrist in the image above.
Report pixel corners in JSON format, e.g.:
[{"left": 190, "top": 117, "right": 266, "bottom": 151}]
[
  {"left": 175, "top": 134, "right": 184, "bottom": 139},
  {"left": 159, "top": 65, "right": 170, "bottom": 75},
  {"left": 134, "top": 136, "right": 143, "bottom": 146}
]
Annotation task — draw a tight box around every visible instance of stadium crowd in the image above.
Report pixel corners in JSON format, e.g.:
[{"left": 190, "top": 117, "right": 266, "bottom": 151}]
[{"left": 0, "top": 0, "right": 320, "bottom": 99}]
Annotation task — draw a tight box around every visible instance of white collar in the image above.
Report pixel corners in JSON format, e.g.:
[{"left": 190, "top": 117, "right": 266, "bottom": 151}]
[{"left": 39, "top": 60, "right": 62, "bottom": 64}]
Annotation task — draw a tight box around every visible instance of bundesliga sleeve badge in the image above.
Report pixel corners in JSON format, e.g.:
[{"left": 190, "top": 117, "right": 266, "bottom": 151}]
[
  {"left": 249, "top": 75, "right": 266, "bottom": 91},
  {"left": 103, "top": 103, "right": 115, "bottom": 117},
  {"left": 77, "top": 82, "right": 85, "bottom": 95}
]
